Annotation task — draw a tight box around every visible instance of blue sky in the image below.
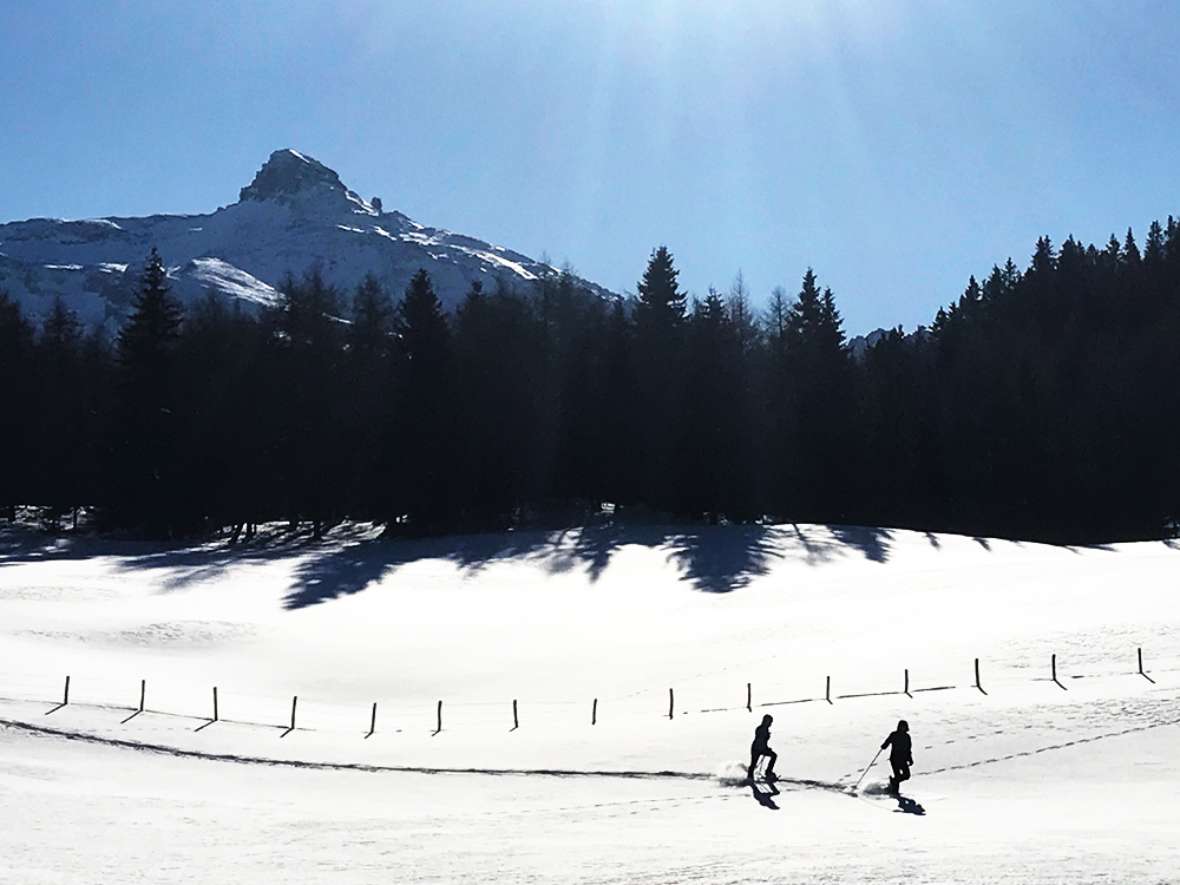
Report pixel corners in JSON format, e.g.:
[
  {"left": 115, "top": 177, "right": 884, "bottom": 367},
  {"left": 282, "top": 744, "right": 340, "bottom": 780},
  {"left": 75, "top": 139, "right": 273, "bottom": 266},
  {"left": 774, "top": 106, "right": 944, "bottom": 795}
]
[{"left": 2, "top": 0, "right": 1179, "bottom": 334}]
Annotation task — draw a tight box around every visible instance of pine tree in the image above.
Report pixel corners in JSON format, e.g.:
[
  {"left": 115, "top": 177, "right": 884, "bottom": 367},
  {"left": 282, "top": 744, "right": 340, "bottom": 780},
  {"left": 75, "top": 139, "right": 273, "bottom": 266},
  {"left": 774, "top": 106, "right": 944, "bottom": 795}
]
[
  {"left": 1123, "top": 227, "right": 1141, "bottom": 266},
  {"left": 350, "top": 275, "right": 394, "bottom": 363},
  {"left": 118, "top": 249, "right": 183, "bottom": 375},
  {"left": 1144, "top": 220, "right": 1165, "bottom": 267},
  {"left": 34, "top": 298, "right": 85, "bottom": 529},
  {"left": 392, "top": 269, "right": 456, "bottom": 531},
  {"left": 0, "top": 291, "right": 35, "bottom": 521},
  {"left": 679, "top": 289, "right": 749, "bottom": 520},
  {"left": 453, "top": 277, "right": 546, "bottom": 526},
  {"left": 632, "top": 246, "right": 688, "bottom": 513},
  {"left": 270, "top": 269, "right": 345, "bottom": 537},
  {"left": 111, "top": 248, "right": 185, "bottom": 534},
  {"left": 635, "top": 245, "right": 686, "bottom": 327},
  {"left": 599, "top": 297, "right": 637, "bottom": 507},
  {"left": 347, "top": 275, "right": 395, "bottom": 519},
  {"left": 778, "top": 270, "right": 856, "bottom": 521}
]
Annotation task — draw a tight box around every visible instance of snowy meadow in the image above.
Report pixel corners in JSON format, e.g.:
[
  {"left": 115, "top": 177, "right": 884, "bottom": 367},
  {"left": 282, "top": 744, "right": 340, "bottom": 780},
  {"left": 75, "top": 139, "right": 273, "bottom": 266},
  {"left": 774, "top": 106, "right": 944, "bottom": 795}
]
[{"left": 2, "top": 522, "right": 1178, "bottom": 883}]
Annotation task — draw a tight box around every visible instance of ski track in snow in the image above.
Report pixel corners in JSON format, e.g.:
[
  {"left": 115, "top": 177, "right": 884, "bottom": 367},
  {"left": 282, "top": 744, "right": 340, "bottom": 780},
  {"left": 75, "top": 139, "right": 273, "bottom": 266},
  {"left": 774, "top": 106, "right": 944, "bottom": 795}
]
[{"left": 1, "top": 718, "right": 719, "bottom": 782}]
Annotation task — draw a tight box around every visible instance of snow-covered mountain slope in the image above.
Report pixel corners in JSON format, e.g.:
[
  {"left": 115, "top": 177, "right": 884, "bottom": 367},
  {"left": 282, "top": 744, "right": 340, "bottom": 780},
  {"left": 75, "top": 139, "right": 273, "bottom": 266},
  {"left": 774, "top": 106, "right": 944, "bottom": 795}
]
[
  {"left": 1, "top": 523, "right": 1178, "bottom": 882},
  {"left": 0, "top": 149, "right": 610, "bottom": 329}
]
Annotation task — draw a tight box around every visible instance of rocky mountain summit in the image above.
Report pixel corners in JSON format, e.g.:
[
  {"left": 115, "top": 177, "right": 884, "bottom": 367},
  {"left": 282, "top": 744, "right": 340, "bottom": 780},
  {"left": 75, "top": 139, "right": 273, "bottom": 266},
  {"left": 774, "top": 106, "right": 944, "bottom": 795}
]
[{"left": 0, "top": 149, "right": 610, "bottom": 329}]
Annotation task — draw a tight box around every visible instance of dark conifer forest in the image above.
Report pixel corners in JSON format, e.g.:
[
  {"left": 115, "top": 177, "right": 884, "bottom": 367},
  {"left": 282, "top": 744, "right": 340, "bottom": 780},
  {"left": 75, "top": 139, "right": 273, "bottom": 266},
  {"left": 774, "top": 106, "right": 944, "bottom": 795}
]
[{"left": 2, "top": 220, "right": 1179, "bottom": 544}]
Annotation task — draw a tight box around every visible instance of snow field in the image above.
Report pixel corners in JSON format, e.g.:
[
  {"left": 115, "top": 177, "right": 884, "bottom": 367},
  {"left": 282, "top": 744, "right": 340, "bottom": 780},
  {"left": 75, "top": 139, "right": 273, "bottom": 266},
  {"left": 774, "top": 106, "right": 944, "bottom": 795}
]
[{"left": 1, "top": 523, "right": 1179, "bottom": 882}]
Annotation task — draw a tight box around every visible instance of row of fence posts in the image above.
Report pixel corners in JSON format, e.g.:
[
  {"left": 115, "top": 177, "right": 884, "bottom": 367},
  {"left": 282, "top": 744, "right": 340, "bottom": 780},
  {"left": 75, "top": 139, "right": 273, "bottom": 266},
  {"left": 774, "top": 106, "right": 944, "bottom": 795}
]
[{"left": 39, "top": 647, "right": 1160, "bottom": 735}]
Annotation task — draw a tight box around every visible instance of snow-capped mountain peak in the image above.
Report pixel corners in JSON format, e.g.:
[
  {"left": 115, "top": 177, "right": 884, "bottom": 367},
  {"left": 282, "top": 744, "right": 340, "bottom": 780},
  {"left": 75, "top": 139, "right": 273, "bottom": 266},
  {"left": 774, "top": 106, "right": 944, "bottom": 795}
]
[
  {"left": 238, "top": 149, "right": 376, "bottom": 215},
  {"left": 0, "top": 149, "right": 610, "bottom": 330}
]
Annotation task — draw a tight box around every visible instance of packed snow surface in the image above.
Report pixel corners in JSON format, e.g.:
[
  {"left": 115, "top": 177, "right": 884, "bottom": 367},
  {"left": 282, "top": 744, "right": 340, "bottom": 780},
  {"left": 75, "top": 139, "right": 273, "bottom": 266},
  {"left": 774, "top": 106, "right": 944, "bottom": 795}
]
[{"left": 1, "top": 522, "right": 1178, "bottom": 883}]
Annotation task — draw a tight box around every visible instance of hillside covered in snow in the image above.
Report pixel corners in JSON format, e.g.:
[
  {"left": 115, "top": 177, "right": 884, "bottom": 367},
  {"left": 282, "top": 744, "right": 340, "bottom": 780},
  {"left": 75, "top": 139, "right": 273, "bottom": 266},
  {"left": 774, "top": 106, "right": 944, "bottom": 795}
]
[
  {"left": 1, "top": 522, "right": 1178, "bottom": 883},
  {"left": 0, "top": 149, "right": 611, "bottom": 329}
]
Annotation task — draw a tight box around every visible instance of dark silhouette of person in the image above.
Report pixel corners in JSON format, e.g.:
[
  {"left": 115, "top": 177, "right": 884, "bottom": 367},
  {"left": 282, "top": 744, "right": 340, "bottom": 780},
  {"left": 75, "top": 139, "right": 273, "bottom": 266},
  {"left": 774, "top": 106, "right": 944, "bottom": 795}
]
[
  {"left": 880, "top": 719, "right": 913, "bottom": 794},
  {"left": 748, "top": 714, "right": 777, "bottom": 781}
]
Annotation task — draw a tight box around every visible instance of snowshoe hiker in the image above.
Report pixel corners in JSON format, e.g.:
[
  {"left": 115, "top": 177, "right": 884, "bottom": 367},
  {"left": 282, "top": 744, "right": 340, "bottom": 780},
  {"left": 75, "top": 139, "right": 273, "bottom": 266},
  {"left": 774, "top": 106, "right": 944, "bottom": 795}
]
[
  {"left": 881, "top": 719, "right": 913, "bottom": 795},
  {"left": 748, "top": 714, "right": 778, "bottom": 782}
]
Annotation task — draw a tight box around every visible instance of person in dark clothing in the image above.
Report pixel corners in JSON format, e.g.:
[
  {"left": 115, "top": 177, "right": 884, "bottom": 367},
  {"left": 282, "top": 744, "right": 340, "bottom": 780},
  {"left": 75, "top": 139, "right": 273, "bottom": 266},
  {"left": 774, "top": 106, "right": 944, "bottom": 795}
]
[
  {"left": 881, "top": 719, "right": 913, "bottom": 794},
  {"left": 748, "top": 714, "right": 777, "bottom": 781}
]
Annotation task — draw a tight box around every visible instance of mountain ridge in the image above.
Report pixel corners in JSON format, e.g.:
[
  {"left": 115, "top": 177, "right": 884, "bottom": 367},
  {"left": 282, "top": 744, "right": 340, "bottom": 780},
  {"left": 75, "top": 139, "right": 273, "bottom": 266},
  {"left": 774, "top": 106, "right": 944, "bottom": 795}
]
[{"left": 0, "top": 149, "right": 613, "bottom": 329}]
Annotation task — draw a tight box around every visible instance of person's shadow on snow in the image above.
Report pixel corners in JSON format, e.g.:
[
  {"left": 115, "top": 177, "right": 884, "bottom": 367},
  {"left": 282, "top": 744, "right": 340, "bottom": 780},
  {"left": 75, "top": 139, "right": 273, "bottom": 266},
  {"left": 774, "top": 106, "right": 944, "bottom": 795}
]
[
  {"left": 750, "top": 781, "right": 780, "bottom": 810},
  {"left": 894, "top": 795, "right": 926, "bottom": 816}
]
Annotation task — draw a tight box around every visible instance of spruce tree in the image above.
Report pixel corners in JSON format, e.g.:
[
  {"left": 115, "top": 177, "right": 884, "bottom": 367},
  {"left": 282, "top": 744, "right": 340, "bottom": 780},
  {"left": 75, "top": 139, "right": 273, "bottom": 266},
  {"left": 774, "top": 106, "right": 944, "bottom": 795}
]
[
  {"left": 347, "top": 275, "right": 395, "bottom": 519},
  {"left": 392, "top": 269, "right": 456, "bottom": 531},
  {"left": 632, "top": 246, "right": 688, "bottom": 513},
  {"left": 635, "top": 245, "right": 686, "bottom": 327},
  {"left": 599, "top": 296, "right": 637, "bottom": 507},
  {"left": 112, "top": 249, "right": 185, "bottom": 534},
  {"left": 779, "top": 270, "right": 855, "bottom": 521},
  {"left": 34, "top": 298, "right": 85, "bottom": 529},
  {"left": 679, "top": 290, "right": 745, "bottom": 520},
  {"left": 270, "top": 269, "right": 345, "bottom": 537},
  {"left": 0, "top": 291, "right": 35, "bottom": 520}
]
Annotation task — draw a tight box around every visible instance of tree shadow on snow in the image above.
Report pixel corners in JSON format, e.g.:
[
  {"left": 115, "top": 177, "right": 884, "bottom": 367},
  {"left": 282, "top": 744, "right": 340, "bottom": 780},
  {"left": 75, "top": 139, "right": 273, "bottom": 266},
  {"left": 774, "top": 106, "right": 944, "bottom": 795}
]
[
  {"left": 280, "top": 521, "right": 899, "bottom": 608},
  {"left": 122, "top": 526, "right": 375, "bottom": 591},
  {"left": 827, "top": 525, "right": 894, "bottom": 563},
  {"left": 282, "top": 528, "right": 568, "bottom": 609},
  {"left": 0, "top": 524, "right": 362, "bottom": 584},
  {"left": 1, "top": 520, "right": 900, "bottom": 610},
  {"left": 0, "top": 527, "right": 158, "bottom": 567}
]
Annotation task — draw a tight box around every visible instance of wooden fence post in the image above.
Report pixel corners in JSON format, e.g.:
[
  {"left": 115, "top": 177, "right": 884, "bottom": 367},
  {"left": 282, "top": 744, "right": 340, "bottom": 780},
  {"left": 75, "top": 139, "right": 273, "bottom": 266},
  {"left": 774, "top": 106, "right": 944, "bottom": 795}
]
[
  {"left": 139, "top": 679, "right": 145, "bottom": 713},
  {"left": 213, "top": 686, "right": 219, "bottom": 722},
  {"left": 1052, "top": 653, "right": 1067, "bottom": 690},
  {"left": 278, "top": 695, "right": 297, "bottom": 735},
  {"left": 366, "top": 702, "right": 377, "bottom": 738},
  {"left": 435, "top": 700, "right": 443, "bottom": 734},
  {"left": 46, "top": 675, "right": 71, "bottom": 715},
  {"left": 904, "top": 668, "right": 911, "bottom": 697},
  {"left": 592, "top": 697, "right": 597, "bottom": 726},
  {"left": 1138, "top": 647, "right": 1155, "bottom": 683},
  {"left": 668, "top": 688, "right": 674, "bottom": 720},
  {"left": 746, "top": 682, "right": 752, "bottom": 712},
  {"left": 512, "top": 699, "right": 519, "bottom": 730},
  {"left": 974, "top": 657, "right": 986, "bottom": 694},
  {"left": 825, "top": 675, "right": 832, "bottom": 704}
]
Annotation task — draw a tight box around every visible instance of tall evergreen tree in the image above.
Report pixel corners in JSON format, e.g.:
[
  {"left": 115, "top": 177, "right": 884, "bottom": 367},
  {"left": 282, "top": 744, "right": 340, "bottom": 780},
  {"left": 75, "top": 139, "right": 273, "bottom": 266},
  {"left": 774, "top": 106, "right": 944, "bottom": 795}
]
[
  {"left": 777, "top": 270, "right": 856, "bottom": 521},
  {"left": 269, "top": 269, "right": 346, "bottom": 537},
  {"left": 632, "top": 246, "right": 687, "bottom": 513},
  {"left": 0, "top": 291, "right": 35, "bottom": 520},
  {"left": 392, "top": 269, "right": 456, "bottom": 531},
  {"left": 635, "top": 245, "right": 686, "bottom": 327},
  {"left": 33, "top": 298, "right": 86, "bottom": 528},
  {"left": 111, "top": 248, "right": 185, "bottom": 534},
  {"left": 599, "top": 296, "right": 638, "bottom": 507},
  {"left": 679, "top": 290, "right": 747, "bottom": 520},
  {"left": 347, "top": 274, "right": 396, "bottom": 519}
]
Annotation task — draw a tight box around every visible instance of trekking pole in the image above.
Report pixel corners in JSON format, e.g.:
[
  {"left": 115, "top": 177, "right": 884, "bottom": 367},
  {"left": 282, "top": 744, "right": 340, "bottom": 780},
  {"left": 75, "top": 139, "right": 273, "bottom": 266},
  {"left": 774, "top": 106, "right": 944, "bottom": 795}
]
[{"left": 849, "top": 747, "right": 884, "bottom": 793}]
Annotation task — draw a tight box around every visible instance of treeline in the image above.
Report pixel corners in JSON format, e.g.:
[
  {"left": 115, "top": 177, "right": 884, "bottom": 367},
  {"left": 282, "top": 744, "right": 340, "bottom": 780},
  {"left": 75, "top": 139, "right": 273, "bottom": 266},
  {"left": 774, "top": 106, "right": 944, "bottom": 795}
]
[{"left": 2, "top": 219, "right": 1179, "bottom": 543}]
